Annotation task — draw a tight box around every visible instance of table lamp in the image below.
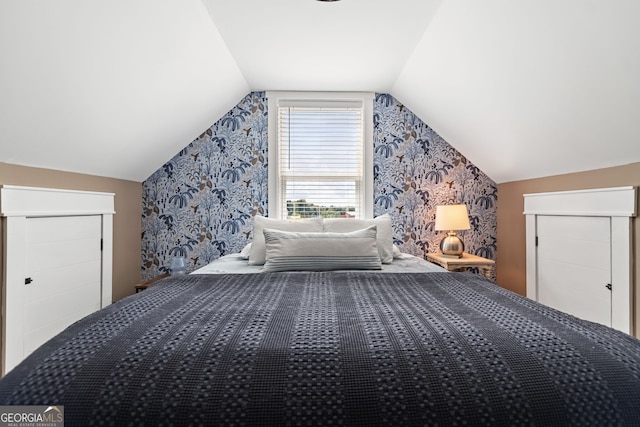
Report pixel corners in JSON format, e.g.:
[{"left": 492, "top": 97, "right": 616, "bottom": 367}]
[{"left": 435, "top": 204, "right": 471, "bottom": 258}]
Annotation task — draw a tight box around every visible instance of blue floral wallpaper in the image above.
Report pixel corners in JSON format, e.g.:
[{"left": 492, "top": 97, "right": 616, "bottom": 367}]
[
  {"left": 373, "top": 94, "right": 497, "bottom": 260},
  {"left": 141, "top": 92, "right": 497, "bottom": 279}
]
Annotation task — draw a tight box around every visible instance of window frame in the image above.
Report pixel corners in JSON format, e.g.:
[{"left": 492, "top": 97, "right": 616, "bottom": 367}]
[{"left": 266, "top": 91, "right": 374, "bottom": 219}]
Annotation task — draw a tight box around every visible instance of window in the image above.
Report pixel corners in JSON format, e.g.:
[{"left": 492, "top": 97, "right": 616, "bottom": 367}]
[{"left": 267, "top": 91, "right": 374, "bottom": 219}]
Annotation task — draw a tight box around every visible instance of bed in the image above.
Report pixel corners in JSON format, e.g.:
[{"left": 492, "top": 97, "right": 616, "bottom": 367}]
[
  {"left": 1, "top": 217, "right": 640, "bottom": 425},
  {"left": 190, "top": 252, "right": 446, "bottom": 275}
]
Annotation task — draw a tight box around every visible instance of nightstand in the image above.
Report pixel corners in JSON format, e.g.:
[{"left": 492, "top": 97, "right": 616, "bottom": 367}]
[
  {"left": 426, "top": 253, "right": 495, "bottom": 279},
  {"left": 134, "top": 273, "right": 170, "bottom": 293}
]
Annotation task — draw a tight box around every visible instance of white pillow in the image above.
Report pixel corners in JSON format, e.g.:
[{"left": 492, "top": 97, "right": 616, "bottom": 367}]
[
  {"left": 262, "top": 226, "right": 382, "bottom": 272},
  {"left": 392, "top": 244, "right": 402, "bottom": 258},
  {"left": 239, "top": 243, "right": 252, "bottom": 260},
  {"left": 248, "top": 216, "right": 323, "bottom": 265},
  {"left": 323, "top": 214, "right": 394, "bottom": 264}
]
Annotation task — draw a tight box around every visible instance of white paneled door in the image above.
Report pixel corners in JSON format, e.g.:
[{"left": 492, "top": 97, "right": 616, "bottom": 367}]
[
  {"left": 23, "top": 215, "right": 103, "bottom": 357},
  {"left": 1, "top": 185, "right": 114, "bottom": 375},
  {"left": 536, "top": 215, "right": 612, "bottom": 327}
]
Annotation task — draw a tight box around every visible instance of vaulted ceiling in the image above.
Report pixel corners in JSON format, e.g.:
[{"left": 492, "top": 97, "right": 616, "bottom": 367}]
[{"left": 1, "top": 0, "right": 639, "bottom": 184}]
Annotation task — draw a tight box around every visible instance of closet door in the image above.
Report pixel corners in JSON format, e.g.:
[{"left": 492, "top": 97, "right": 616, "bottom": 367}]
[
  {"left": 536, "top": 215, "right": 611, "bottom": 327},
  {"left": 1, "top": 185, "right": 114, "bottom": 374},
  {"left": 23, "top": 215, "right": 103, "bottom": 357}
]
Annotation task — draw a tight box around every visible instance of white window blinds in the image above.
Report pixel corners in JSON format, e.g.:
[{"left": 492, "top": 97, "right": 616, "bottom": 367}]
[
  {"left": 267, "top": 92, "right": 374, "bottom": 219},
  {"left": 278, "top": 100, "right": 363, "bottom": 218}
]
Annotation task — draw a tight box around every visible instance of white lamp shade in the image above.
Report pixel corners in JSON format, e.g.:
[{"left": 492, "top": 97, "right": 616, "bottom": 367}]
[{"left": 435, "top": 204, "right": 471, "bottom": 231}]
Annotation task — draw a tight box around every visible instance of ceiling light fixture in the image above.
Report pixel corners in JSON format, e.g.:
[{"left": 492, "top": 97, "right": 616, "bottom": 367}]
[{"left": 317, "top": 0, "right": 341, "bottom": 2}]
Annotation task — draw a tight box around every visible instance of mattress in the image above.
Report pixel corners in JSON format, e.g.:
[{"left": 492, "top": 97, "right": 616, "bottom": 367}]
[{"left": 1, "top": 271, "right": 639, "bottom": 426}]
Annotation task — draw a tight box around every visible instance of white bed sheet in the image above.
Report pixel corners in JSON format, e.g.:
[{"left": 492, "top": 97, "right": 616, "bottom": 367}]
[{"left": 191, "top": 252, "right": 447, "bottom": 274}]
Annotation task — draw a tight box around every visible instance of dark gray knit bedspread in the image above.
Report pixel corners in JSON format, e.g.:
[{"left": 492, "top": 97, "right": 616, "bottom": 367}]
[{"left": 1, "top": 272, "right": 640, "bottom": 426}]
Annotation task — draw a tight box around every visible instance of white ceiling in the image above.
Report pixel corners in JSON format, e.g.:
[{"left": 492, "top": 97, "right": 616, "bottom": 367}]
[
  {"left": 201, "top": 0, "right": 442, "bottom": 92},
  {"left": 1, "top": 0, "right": 639, "bottom": 183}
]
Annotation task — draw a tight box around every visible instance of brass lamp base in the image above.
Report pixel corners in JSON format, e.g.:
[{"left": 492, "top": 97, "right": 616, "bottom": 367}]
[{"left": 439, "top": 231, "right": 464, "bottom": 258}]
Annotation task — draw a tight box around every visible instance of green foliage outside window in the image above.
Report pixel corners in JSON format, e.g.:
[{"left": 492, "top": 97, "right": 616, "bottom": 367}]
[{"left": 286, "top": 199, "right": 356, "bottom": 219}]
